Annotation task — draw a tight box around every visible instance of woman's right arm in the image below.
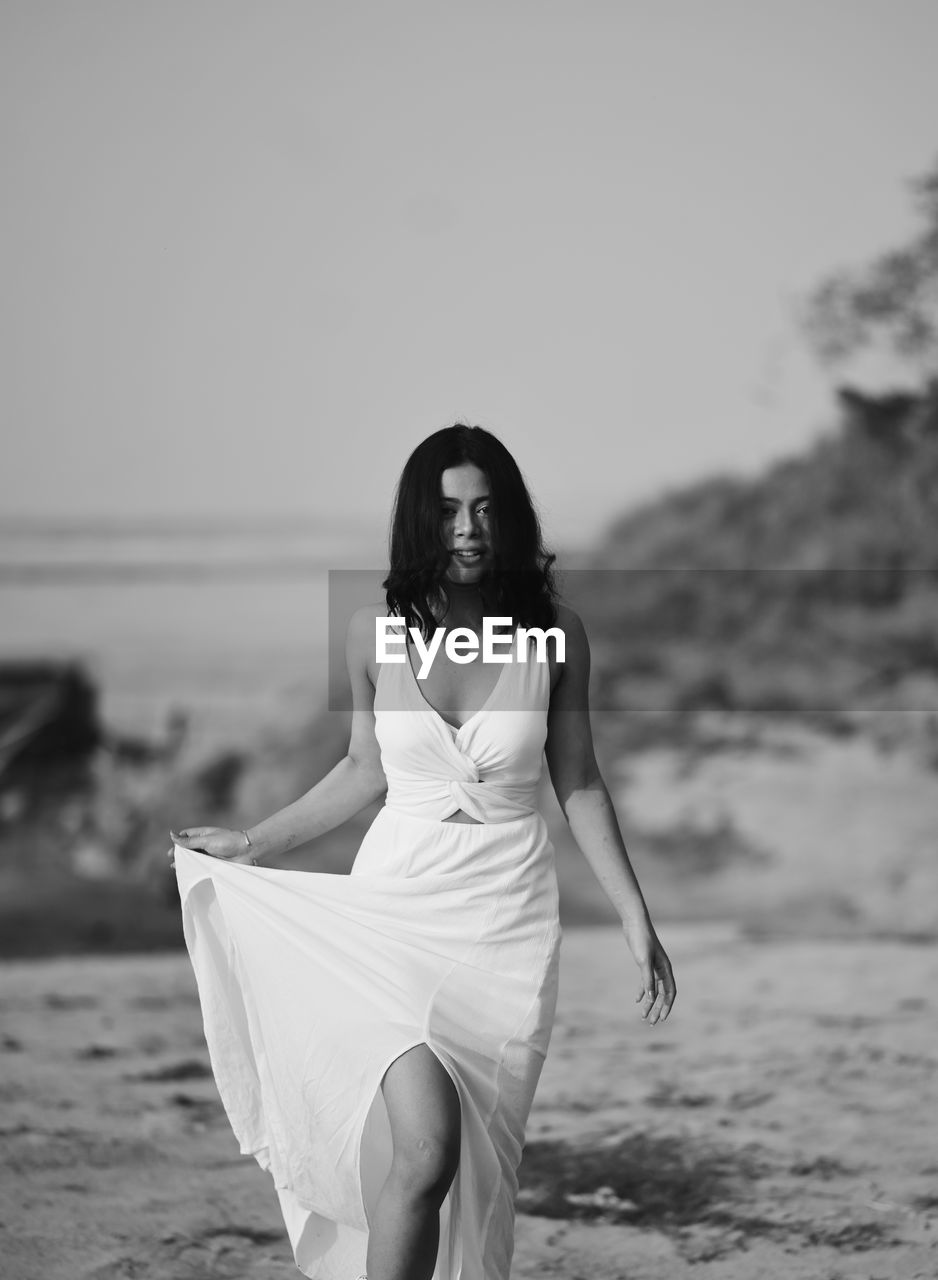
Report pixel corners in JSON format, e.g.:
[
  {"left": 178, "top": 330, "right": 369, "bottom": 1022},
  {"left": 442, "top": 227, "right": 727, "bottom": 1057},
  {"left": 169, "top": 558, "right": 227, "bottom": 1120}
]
[
  {"left": 170, "top": 604, "right": 387, "bottom": 866},
  {"left": 246, "top": 604, "right": 386, "bottom": 862}
]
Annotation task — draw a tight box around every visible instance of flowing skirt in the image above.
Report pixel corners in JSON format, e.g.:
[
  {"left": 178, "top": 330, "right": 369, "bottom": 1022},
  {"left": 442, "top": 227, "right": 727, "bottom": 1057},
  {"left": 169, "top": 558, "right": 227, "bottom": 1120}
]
[{"left": 173, "top": 804, "right": 562, "bottom": 1280}]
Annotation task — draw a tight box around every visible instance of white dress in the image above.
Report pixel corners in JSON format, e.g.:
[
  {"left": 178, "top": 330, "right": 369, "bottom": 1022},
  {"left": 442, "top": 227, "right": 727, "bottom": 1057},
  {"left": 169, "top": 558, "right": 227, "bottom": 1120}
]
[{"left": 172, "top": 624, "right": 562, "bottom": 1280}]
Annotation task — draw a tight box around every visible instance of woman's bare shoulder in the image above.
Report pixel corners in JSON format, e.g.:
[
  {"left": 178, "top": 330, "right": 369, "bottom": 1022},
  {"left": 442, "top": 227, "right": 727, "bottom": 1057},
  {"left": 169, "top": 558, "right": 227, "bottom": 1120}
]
[
  {"left": 553, "top": 600, "right": 585, "bottom": 632},
  {"left": 544, "top": 603, "right": 589, "bottom": 694},
  {"left": 346, "top": 600, "right": 391, "bottom": 681},
  {"left": 347, "top": 599, "right": 391, "bottom": 631},
  {"left": 552, "top": 602, "right": 589, "bottom": 652}
]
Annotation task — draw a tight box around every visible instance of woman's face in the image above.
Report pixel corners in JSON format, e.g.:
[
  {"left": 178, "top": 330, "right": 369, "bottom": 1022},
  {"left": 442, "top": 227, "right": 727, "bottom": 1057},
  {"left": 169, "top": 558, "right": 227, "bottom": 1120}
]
[{"left": 439, "top": 462, "right": 494, "bottom": 584}]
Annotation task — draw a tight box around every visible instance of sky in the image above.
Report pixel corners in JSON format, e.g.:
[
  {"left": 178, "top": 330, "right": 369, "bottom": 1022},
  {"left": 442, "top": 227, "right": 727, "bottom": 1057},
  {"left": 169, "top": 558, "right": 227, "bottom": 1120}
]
[{"left": 2, "top": 1, "right": 937, "bottom": 549}]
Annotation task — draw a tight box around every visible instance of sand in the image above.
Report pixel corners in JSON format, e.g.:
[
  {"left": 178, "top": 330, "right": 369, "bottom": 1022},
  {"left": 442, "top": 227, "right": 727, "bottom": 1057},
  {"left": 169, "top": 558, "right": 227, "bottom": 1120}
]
[{"left": 1, "top": 924, "right": 936, "bottom": 1280}]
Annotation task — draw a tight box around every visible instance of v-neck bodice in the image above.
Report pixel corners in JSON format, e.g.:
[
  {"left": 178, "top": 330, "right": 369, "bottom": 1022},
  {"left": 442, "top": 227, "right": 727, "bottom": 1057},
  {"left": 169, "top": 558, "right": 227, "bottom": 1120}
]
[
  {"left": 374, "top": 615, "right": 551, "bottom": 823},
  {"left": 403, "top": 633, "right": 512, "bottom": 733}
]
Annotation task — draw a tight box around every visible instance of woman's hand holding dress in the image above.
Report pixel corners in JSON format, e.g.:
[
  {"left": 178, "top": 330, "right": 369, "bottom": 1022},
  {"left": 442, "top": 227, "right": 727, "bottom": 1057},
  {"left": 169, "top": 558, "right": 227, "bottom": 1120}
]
[{"left": 166, "top": 827, "right": 254, "bottom": 868}]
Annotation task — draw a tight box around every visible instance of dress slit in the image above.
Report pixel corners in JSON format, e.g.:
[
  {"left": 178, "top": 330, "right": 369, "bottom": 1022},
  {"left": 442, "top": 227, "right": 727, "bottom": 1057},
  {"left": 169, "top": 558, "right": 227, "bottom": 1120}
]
[{"left": 359, "top": 1037, "right": 464, "bottom": 1231}]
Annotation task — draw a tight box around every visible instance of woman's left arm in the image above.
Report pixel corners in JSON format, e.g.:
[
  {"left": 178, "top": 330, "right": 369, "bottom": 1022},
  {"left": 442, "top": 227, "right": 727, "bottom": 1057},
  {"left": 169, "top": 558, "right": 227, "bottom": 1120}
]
[{"left": 545, "top": 605, "right": 677, "bottom": 1025}]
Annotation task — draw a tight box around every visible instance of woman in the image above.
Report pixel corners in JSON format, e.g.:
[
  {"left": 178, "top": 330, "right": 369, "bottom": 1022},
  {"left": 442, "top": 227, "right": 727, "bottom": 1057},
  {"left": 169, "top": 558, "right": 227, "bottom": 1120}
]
[{"left": 168, "top": 424, "right": 676, "bottom": 1280}]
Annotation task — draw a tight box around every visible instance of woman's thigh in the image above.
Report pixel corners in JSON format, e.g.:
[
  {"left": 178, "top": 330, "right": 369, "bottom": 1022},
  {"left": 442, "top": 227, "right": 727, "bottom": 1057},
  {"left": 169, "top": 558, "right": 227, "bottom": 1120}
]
[{"left": 381, "top": 1044, "right": 461, "bottom": 1191}]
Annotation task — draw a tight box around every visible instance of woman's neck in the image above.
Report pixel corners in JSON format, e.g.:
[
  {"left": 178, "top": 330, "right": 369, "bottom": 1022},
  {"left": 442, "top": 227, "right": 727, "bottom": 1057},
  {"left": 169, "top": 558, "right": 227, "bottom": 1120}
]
[{"left": 434, "top": 576, "right": 487, "bottom": 628}]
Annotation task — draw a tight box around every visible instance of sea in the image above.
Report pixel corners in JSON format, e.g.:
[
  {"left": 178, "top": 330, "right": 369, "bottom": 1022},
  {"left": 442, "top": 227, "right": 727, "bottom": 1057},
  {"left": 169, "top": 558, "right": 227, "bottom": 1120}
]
[{"left": 0, "top": 519, "right": 385, "bottom": 753}]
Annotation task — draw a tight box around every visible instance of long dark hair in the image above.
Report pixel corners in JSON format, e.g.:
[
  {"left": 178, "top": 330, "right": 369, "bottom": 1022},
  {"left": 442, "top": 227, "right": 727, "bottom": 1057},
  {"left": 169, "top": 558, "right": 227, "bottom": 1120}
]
[{"left": 383, "top": 424, "right": 559, "bottom": 640}]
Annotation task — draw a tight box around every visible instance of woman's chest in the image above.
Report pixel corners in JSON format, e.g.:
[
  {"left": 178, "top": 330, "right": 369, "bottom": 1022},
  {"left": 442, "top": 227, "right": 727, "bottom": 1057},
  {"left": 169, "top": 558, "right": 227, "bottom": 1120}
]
[{"left": 405, "top": 631, "right": 511, "bottom": 724}]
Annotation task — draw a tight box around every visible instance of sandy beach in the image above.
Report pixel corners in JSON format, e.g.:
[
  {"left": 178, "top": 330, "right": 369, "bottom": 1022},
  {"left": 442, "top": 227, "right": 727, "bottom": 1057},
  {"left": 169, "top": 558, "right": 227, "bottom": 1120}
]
[{"left": 1, "top": 924, "right": 935, "bottom": 1280}]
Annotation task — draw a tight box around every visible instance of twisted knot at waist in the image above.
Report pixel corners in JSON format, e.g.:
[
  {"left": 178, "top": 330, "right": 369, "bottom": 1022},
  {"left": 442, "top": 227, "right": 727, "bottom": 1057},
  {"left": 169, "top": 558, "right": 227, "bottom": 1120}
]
[{"left": 385, "top": 769, "right": 540, "bottom": 823}]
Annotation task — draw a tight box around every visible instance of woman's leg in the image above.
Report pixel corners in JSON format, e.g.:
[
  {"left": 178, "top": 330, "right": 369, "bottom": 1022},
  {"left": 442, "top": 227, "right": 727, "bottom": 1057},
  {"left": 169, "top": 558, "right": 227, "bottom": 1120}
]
[{"left": 365, "top": 1043, "right": 461, "bottom": 1280}]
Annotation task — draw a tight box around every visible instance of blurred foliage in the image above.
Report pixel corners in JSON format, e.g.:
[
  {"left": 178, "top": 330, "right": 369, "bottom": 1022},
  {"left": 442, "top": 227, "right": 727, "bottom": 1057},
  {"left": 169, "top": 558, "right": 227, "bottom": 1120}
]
[
  {"left": 574, "top": 381, "right": 938, "bottom": 763},
  {"left": 801, "top": 153, "right": 938, "bottom": 377}
]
